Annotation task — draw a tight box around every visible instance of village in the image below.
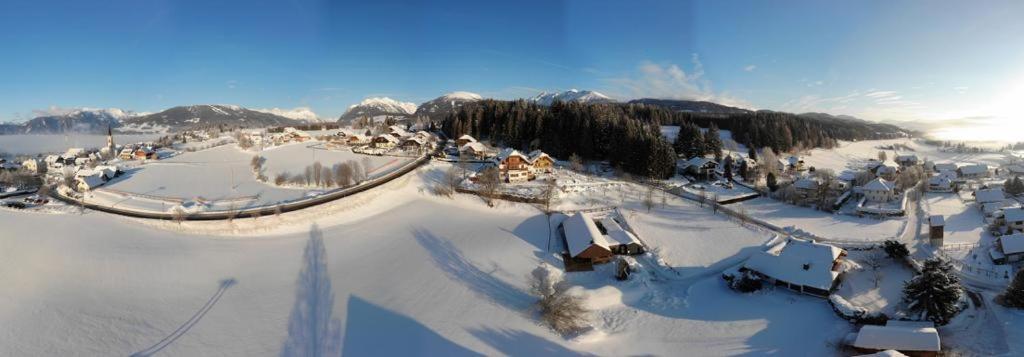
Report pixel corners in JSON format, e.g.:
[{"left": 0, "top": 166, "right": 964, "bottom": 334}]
[{"left": 3, "top": 126, "right": 1024, "bottom": 356}]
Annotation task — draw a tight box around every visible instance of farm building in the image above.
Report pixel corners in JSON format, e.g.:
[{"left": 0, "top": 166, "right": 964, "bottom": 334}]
[
  {"left": 848, "top": 320, "right": 940, "bottom": 357},
  {"left": 927, "top": 175, "right": 952, "bottom": 192},
  {"left": 134, "top": 148, "right": 157, "bottom": 160},
  {"left": 560, "top": 212, "right": 645, "bottom": 266},
  {"left": 957, "top": 164, "right": 989, "bottom": 179},
  {"left": 991, "top": 233, "right": 1024, "bottom": 264},
  {"left": 400, "top": 136, "right": 427, "bottom": 150},
  {"left": 492, "top": 148, "right": 533, "bottom": 183},
  {"left": 974, "top": 188, "right": 1005, "bottom": 205},
  {"left": 741, "top": 238, "right": 846, "bottom": 297},
  {"left": 346, "top": 134, "right": 370, "bottom": 145},
  {"left": 459, "top": 142, "right": 491, "bottom": 160},
  {"left": 75, "top": 173, "right": 106, "bottom": 192},
  {"left": 371, "top": 134, "right": 400, "bottom": 149},
  {"left": 928, "top": 215, "right": 945, "bottom": 246}
]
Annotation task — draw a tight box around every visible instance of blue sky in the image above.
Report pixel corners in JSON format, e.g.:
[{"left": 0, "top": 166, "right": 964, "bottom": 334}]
[{"left": 2, "top": 0, "right": 1023, "bottom": 127}]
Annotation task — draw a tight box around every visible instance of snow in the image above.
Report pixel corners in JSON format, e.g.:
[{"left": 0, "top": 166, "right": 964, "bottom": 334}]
[
  {"left": 923, "top": 193, "right": 986, "bottom": 244},
  {"left": 801, "top": 138, "right": 1011, "bottom": 174},
  {"left": 562, "top": 212, "right": 606, "bottom": 257},
  {"left": 347, "top": 97, "right": 417, "bottom": 115},
  {"left": 743, "top": 238, "right": 843, "bottom": 291},
  {"left": 254, "top": 107, "right": 320, "bottom": 122},
  {"left": 998, "top": 233, "right": 1024, "bottom": 255},
  {"left": 530, "top": 89, "right": 614, "bottom": 106},
  {"left": 733, "top": 197, "right": 906, "bottom": 242},
  {"left": 0, "top": 161, "right": 856, "bottom": 356},
  {"left": 834, "top": 250, "right": 915, "bottom": 316},
  {"left": 853, "top": 323, "right": 940, "bottom": 352},
  {"left": 441, "top": 91, "right": 483, "bottom": 101}
]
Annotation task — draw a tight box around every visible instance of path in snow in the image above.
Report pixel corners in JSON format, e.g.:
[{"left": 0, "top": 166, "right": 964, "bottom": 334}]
[{"left": 131, "top": 278, "right": 237, "bottom": 357}]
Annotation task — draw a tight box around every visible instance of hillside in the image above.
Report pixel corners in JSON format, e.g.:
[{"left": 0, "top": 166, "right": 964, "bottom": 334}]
[
  {"left": 529, "top": 89, "right": 615, "bottom": 106},
  {"left": 122, "top": 105, "right": 304, "bottom": 132},
  {"left": 0, "top": 108, "right": 139, "bottom": 134},
  {"left": 337, "top": 97, "right": 416, "bottom": 123},
  {"left": 413, "top": 92, "right": 483, "bottom": 121},
  {"left": 628, "top": 98, "right": 751, "bottom": 115}
]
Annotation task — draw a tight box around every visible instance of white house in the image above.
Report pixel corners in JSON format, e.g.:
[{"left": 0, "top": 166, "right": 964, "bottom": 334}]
[
  {"left": 75, "top": 172, "right": 106, "bottom": 192},
  {"left": 875, "top": 161, "right": 900, "bottom": 179},
  {"left": 862, "top": 178, "right": 895, "bottom": 203},
  {"left": 741, "top": 238, "right": 846, "bottom": 297},
  {"left": 933, "top": 162, "right": 958, "bottom": 172},
  {"left": 1001, "top": 207, "right": 1024, "bottom": 232},
  {"left": 927, "top": 175, "right": 953, "bottom": 192},
  {"left": 561, "top": 212, "right": 645, "bottom": 265},
  {"left": 958, "top": 164, "right": 989, "bottom": 179},
  {"left": 975, "top": 188, "right": 1005, "bottom": 205},
  {"left": 21, "top": 159, "right": 43, "bottom": 173},
  {"left": 992, "top": 233, "right": 1024, "bottom": 264}
]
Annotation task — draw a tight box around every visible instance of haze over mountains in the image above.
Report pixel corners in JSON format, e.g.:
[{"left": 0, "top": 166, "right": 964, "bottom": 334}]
[{"left": 0, "top": 89, "right": 903, "bottom": 135}]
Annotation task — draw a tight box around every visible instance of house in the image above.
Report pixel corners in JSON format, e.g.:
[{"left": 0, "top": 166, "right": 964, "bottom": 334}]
[
  {"left": 528, "top": 150, "right": 555, "bottom": 173},
  {"left": 991, "top": 233, "right": 1024, "bottom": 264},
  {"left": 134, "top": 148, "right": 157, "bottom": 160},
  {"left": 927, "top": 175, "right": 953, "bottom": 192},
  {"left": 64, "top": 148, "right": 85, "bottom": 159},
  {"left": 346, "top": 134, "right": 371, "bottom": 145},
  {"left": 741, "top": 238, "right": 846, "bottom": 297},
  {"left": 371, "top": 134, "right": 400, "bottom": 149},
  {"left": 400, "top": 136, "right": 427, "bottom": 150},
  {"left": 21, "top": 159, "right": 43, "bottom": 173},
  {"left": 75, "top": 172, "right": 106, "bottom": 191},
  {"left": 785, "top": 156, "right": 805, "bottom": 171},
  {"left": 862, "top": 178, "right": 895, "bottom": 203},
  {"left": 849, "top": 320, "right": 940, "bottom": 357},
  {"left": 974, "top": 188, "right": 1005, "bottom": 205},
  {"left": 1006, "top": 165, "right": 1024, "bottom": 176},
  {"left": 560, "top": 212, "right": 645, "bottom": 266},
  {"left": 74, "top": 157, "right": 93, "bottom": 167},
  {"left": 793, "top": 177, "right": 821, "bottom": 202},
  {"left": 44, "top": 155, "right": 64, "bottom": 169},
  {"left": 875, "top": 161, "right": 900, "bottom": 180},
  {"left": 561, "top": 212, "right": 615, "bottom": 265},
  {"left": 0, "top": 161, "right": 20, "bottom": 171},
  {"left": 118, "top": 147, "right": 135, "bottom": 160},
  {"left": 459, "top": 142, "right": 491, "bottom": 160},
  {"left": 387, "top": 125, "right": 410, "bottom": 139},
  {"left": 928, "top": 215, "right": 944, "bottom": 247},
  {"left": 933, "top": 162, "right": 958, "bottom": 173},
  {"left": 684, "top": 156, "right": 719, "bottom": 179},
  {"left": 492, "top": 148, "right": 534, "bottom": 183},
  {"left": 895, "top": 154, "right": 920, "bottom": 167},
  {"left": 596, "top": 216, "right": 645, "bottom": 255},
  {"left": 957, "top": 164, "right": 989, "bottom": 179},
  {"left": 1001, "top": 207, "right": 1024, "bottom": 232},
  {"left": 455, "top": 134, "right": 477, "bottom": 147}
]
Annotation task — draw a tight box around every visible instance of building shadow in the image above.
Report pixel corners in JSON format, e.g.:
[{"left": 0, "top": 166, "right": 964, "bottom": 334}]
[
  {"left": 412, "top": 228, "right": 533, "bottom": 310},
  {"left": 467, "top": 327, "right": 595, "bottom": 356},
  {"left": 280, "top": 224, "right": 342, "bottom": 357},
  {"left": 341, "top": 295, "right": 482, "bottom": 356}
]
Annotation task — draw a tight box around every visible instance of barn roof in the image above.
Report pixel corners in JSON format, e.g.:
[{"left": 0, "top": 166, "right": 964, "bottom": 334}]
[
  {"left": 743, "top": 238, "right": 844, "bottom": 290},
  {"left": 959, "top": 164, "right": 988, "bottom": 175},
  {"left": 975, "top": 188, "right": 1005, "bottom": 204},
  {"left": 863, "top": 178, "right": 894, "bottom": 192},
  {"left": 928, "top": 215, "right": 945, "bottom": 227},
  {"left": 1000, "top": 233, "right": 1024, "bottom": 255},
  {"left": 853, "top": 323, "right": 940, "bottom": 352},
  {"left": 562, "top": 212, "right": 610, "bottom": 257},
  {"left": 598, "top": 217, "right": 642, "bottom": 247}
]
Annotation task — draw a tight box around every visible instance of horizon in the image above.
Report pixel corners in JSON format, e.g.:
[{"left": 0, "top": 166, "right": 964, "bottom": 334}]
[{"left": 2, "top": 0, "right": 1023, "bottom": 140}]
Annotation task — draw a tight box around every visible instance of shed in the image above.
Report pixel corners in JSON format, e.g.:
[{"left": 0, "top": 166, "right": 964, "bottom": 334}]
[
  {"left": 928, "top": 215, "right": 944, "bottom": 246},
  {"left": 851, "top": 321, "right": 940, "bottom": 357},
  {"left": 561, "top": 212, "right": 614, "bottom": 264}
]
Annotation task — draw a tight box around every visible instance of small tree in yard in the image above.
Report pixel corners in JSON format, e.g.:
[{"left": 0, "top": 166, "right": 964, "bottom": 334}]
[
  {"left": 863, "top": 251, "right": 886, "bottom": 288},
  {"left": 643, "top": 186, "right": 655, "bottom": 212},
  {"left": 1002, "top": 270, "right": 1024, "bottom": 308},
  {"left": 766, "top": 172, "right": 778, "bottom": 192},
  {"left": 529, "top": 265, "right": 589, "bottom": 335},
  {"left": 569, "top": 153, "right": 584, "bottom": 173},
  {"left": 883, "top": 240, "right": 909, "bottom": 260},
  {"left": 476, "top": 166, "right": 501, "bottom": 206},
  {"left": 902, "top": 258, "right": 962, "bottom": 325},
  {"left": 540, "top": 178, "right": 559, "bottom": 213}
]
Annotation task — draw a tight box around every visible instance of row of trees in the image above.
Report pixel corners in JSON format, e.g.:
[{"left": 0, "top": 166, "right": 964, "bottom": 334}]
[
  {"left": 443, "top": 100, "right": 677, "bottom": 178},
  {"left": 273, "top": 160, "right": 369, "bottom": 188}
]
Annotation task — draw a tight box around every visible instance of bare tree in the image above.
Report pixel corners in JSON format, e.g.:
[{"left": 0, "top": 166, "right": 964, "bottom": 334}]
[
  {"left": 172, "top": 206, "right": 186, "bottom": 225},
  {"left": 275, "top": 173, "right": 290, "bottom": 186},
  {"left": 476, "top": 166, "right": 501, "bottom": 206},
  {"left": 540, "top": 178, "right": 559, "bottom": 212},
  {"left": 320, "top": 167, "right": 333, "bottom": 187},
  {"left": 304, "top": 165, "right": 314, "bottom": 186},
  {"left": 568, "top": 153, "right": 584, "bottom": 173},
  {"left": 863, "top": 251, "right": 886, "bottom": 288},
  {"left": 312, "top": 162, "right": 323, "bottom": 186},
  {"left": 643, "top": 186, "right": 656, "bottom": 212},
  {"left": 711, "top": 193, "right": 720, "bottom": 214},
  {"left": 528, "top": 265, "right": 589, "bottom": 336},
  {"left": 877, "top": 150, "right": 887, "bottom": 162},
  {"left": 759, "top": 147, "right": 780, "bottom": 176}
]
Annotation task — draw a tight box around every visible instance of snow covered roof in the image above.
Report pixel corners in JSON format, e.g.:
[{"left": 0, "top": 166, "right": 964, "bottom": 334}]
[
  {"left": 687, "top": 156, "right": 717, "bottom": 168},
  {"left": 457, "top": 134, "right": 477, "bottom": 142},
  {"left": 1000, "top": 233, "right": 1024, "bottom": 255},
  {"left": 494, "top": 148, "right": 529, "bottom": 163},
  {"left": 863, "top": 178, "right": 894, "bottom": 192},
  {"left": 402, "top": 136, "right": 426, "bottom": 145},
  {"left": 64, "top": 148, "right": 85, "bottom": 157},
  {"left": 794, "top": 177, "right": 819, "bottom": 190},
  {"left": 374, "top": 134, "right": 399, "bottom": 143},
  {"left": 895, "top": 154, "right": 918, "bottom": 162},
  {"left": 460, "top": 142, "right": 488, "bottom": 153},
  {"left": 743, "top": 238, "right": 844, "bottom": 290},
  {"left": 958, "top": 164, "right": 988, "bottom": 175},
  {"left": 598, "top": 217, "right": 641, "bottom": 247},
  {"left": 854, "top": 350, "right": 908, "bottom": 357},
  {"left": 934, "top": 163, "right": 958, "bottom": 171},
  {"left": 838, "top": 170, "right": 858, "bottom": 182},
  {"left": 928, "top": 176, "right": 951, "bottom": 186},
  {"left": 1004, "top": 208, "right": 1024, "bottom": 223},
  {"left": 527, "top": 150, "right": 552, "bottom": 163},
  {"left": 975, "top": 188, "right": 1005, "bottom": 204},
  {"left": 928, "top": 215, "right": 944, "bottom": 227},
  {"left": 853, "top": 323, "right": 939, "bottom": 352},
  {"left": 787, "top": 156, "right": 803, "bottom": 165},
  {"left": 76, "top": 173, "right": 105, "bottom": 189},
  {"left": 1006, "top": 165, "right": 1024, "bottom": 174},
  {"left": 562, "top": 212, "right": 609, "bottom": 257}
]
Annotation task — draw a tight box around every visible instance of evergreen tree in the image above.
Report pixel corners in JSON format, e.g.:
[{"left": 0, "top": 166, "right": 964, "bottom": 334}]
[
  {"left": 1005, "top": 269, "right": 1024, "bottom": 308},
  {"left": 739, "top": 161, "right": 749, "bottom": 180},
  {"left": 747, "top": 146, "right": 757, "bottom": 161},
  {"left": 724, "top": 161, "right": 733, "bottom": 181},
  {"left": 902, "top": 258, "right": 962, "bottom": 325},
  {"left": 766, "top": 172, "right": 778, "bottom": 192},
  {"left": 705, "top": 124, "right": 723, "bottom": 160}
]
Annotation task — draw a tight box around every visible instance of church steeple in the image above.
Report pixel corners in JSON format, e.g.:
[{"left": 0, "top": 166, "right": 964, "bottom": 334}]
[{"left": 106, "top": 125, "right": 115, "bottom": 156}]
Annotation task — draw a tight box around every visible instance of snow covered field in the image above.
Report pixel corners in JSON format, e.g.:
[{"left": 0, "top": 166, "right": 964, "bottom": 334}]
[
  {"left": 88, "top": 143, "right": 411, "bottom": 212},
  {"left": 0, "top": 133, "right": 166, "bottom": 155},
  {"left": 802, "top": 138, "right": 1013, "bottom": 173},
  {"left": 923, "top": 193, "right": 988, "bottom": 245},
  {"left": 733, "top": 197, "right": 907, "bottom": 242},
  {"left": 1, "top": 162, "right": 859, "bottom": 356}
]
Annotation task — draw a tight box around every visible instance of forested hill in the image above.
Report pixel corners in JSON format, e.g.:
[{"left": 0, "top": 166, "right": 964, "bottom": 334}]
[
  {"left": 443, "top": 100, "right": 677, "bottom": 179},
  {"left": 442, "top": 99, "right": 911, "bottom": 178}
]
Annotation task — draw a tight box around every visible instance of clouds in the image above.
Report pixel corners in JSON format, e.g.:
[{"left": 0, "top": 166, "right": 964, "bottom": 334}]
[
  {"left": 780, "top": 88, "right": 927, "bottom": 121},
  {"left": 743, "top": 65, "right": 757, "bottom": 72},
  {"left": 254, "top": 107, "right": 320, "bottom": 121},
  {"left": 32, "top": 105, "right": 79, "bottom": 117},
  {"left": 606, "top": 56, "right": 752, "bottom": 109}
]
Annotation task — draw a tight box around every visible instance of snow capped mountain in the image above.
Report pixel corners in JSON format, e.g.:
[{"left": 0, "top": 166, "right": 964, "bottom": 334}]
[
  {"left": 414, "top": 91, "right": 484, "bottom": 120},
  {"left": 254, "top": 107, "right": 320, "bottom": 122},
  {"left": 5, "top": 108, "right": 143, "bottom": 134},
  {"left": 338, "top": 97, "right": 417, "bottom": 122},
  {"left": 122, "top": 104, "right": 304, "bottom": 131},
  {"left": 529, "top": 89, "right": 615, "bottom": 106}
]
